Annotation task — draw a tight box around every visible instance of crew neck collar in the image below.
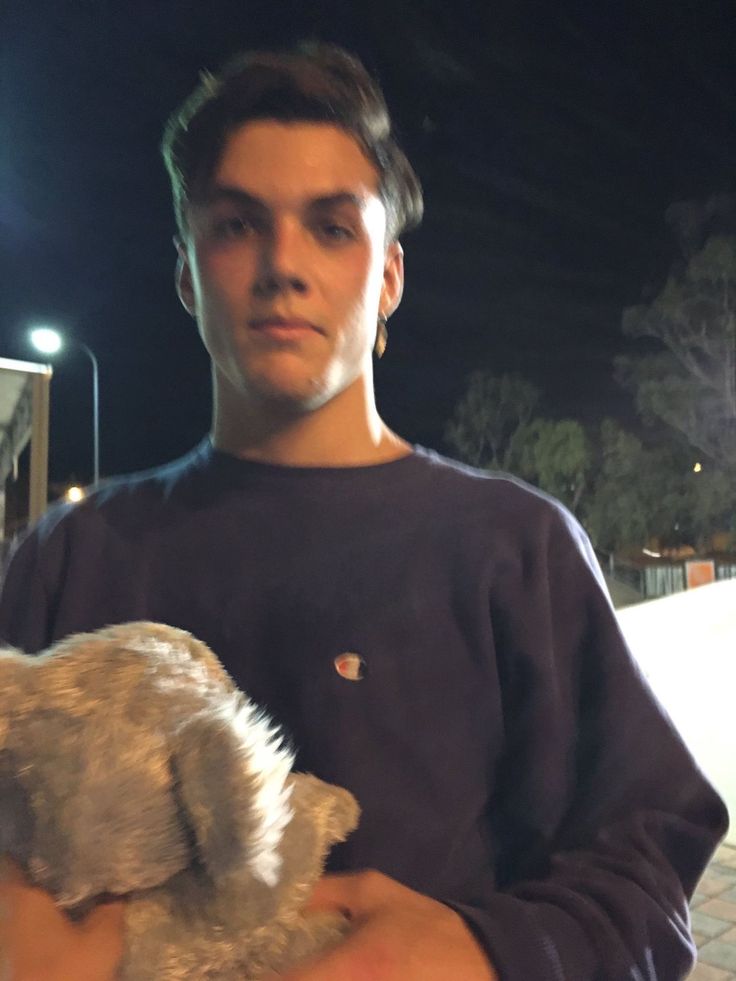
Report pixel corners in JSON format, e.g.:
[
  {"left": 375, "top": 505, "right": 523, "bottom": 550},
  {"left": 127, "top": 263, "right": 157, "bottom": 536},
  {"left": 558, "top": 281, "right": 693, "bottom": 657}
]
[{"left": 197, "top": 436, "right": 421, "bottom": 477}]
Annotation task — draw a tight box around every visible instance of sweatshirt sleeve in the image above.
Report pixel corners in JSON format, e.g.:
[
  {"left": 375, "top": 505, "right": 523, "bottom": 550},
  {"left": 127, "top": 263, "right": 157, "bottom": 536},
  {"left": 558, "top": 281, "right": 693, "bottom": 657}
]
[
  {"left": 0, "top": 507, "right": 71, "bottom": 653},
  {"left": 450, "top": 505, "right": 729, "bottom": 980}
]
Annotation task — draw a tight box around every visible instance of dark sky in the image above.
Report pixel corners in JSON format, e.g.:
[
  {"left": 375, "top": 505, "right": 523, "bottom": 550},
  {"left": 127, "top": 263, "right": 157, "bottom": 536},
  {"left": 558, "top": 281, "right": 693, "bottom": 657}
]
[{"left": 2, "top": 0, "right": 735, "bottom": 485}]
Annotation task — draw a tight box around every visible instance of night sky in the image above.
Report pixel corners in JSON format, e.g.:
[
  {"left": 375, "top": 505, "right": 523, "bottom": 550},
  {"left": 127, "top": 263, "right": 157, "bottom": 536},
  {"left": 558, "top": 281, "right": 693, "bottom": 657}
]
[{"left": 2, "top": 1, "right": 735, "bottom": 486}]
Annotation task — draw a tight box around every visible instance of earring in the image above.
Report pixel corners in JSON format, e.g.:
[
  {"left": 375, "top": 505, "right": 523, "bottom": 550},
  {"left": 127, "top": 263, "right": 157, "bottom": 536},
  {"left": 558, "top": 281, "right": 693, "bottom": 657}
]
[{"left": 374, "top": 315, "right": 388, "bottom": 359}]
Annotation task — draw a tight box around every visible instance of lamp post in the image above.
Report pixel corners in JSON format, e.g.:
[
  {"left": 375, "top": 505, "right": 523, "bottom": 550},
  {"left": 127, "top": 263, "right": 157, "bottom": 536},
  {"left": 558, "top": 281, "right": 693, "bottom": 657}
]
[{"left": 29, "top": 327, "right": 100, "bottom": 486}]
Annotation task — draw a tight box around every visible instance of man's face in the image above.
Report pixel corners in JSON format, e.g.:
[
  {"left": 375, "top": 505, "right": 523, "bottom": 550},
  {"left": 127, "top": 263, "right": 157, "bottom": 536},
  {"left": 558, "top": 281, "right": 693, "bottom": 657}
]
[{"left": 176, "top": 121, "right": 403, "bottom": 412}]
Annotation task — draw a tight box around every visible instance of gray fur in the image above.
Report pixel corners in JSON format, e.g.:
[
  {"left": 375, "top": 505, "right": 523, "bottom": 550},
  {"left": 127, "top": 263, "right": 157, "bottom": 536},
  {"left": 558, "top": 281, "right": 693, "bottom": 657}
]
[{"left": 0, "top": 622, "right": 360, "bottom": 979}]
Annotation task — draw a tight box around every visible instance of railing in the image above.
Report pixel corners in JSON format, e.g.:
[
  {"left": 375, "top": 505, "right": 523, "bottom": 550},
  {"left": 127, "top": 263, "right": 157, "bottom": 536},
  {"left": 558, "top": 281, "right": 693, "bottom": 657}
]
[{"left": 600, "top": 549, "right": 736, "bottom": 601}]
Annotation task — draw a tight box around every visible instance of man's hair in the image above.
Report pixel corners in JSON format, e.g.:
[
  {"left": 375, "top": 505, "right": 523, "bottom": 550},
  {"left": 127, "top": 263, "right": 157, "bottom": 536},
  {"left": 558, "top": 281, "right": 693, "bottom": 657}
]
[{"left": 161, "top": 42, "right": 424, "bottom": 243}]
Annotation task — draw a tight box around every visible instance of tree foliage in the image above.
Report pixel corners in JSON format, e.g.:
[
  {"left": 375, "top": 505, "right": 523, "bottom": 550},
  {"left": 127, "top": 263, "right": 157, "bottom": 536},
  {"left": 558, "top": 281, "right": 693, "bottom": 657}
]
[
  {"left": 618, "top": 235, "right": 736, "bottom": 467},
  {"left": 580, "top": 421, "right": 733, "bottom": 552},
  {"left": 583, "top": 421, "right": 681, "bottom": 551},
  {"left": 445, "top": 369, "right": 734, "bottom": 552},
  {"left": 509, "top": 419, "right": 591, "bottom": 514},
  {"left": 446, "top": 228, "right": 736, "bottom": 551},
  {"left": 445, "top": 371, "right": 592, "bottom": 515},
  {"left": 444, "top": 371, "right": 539, "bottom": 469}
]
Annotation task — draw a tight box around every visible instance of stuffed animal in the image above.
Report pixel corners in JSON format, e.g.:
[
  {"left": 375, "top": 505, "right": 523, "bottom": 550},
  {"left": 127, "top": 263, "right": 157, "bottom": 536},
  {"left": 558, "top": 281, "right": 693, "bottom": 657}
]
[{"left": 0, "top": 621, "right": 360, "bottom": 979}]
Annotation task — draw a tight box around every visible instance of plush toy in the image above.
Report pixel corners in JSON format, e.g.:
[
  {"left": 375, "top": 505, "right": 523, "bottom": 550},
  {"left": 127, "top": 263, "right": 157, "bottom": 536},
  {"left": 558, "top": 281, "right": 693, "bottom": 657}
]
[{"left": 0, "top": 621, "right": 360, "bottom": 979}]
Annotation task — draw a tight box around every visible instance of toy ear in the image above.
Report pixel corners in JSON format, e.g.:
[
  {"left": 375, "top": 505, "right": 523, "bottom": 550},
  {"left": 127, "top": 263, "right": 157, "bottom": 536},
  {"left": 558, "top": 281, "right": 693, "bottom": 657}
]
[
  {"left": 289, "top": 774, "right": 360, "bottom": 849},
  {"left": 171, "top": 693, "right": 295, "bottom": 888},
  {"left": 274, "top": 773, "right": 360, "bottom": 895}
]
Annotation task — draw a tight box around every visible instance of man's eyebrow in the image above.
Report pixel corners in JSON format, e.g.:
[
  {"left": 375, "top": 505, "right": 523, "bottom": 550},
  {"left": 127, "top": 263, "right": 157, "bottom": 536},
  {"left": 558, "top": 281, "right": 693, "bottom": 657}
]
[
  {"left": 199, "top": 186, "right": 268, "bottom": 211},
  {"left": 307, "top": 192, "right": 367, "bottom": 211},
  {"left": 198, "top": 186, "right": 368, "bottom": 212}
]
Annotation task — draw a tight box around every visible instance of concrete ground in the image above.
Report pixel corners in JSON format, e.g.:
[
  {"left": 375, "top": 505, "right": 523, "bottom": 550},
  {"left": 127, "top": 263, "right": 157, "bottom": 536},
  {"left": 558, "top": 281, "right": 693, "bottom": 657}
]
[
  {"left": 617, "top": 579, "right": 735, "bottom": 846},
  {"left": 615, "top": 580, "right": 735, "bottom": 976},
  {"left": 690, "top": 843, "right": 736, "bottom": 979}
]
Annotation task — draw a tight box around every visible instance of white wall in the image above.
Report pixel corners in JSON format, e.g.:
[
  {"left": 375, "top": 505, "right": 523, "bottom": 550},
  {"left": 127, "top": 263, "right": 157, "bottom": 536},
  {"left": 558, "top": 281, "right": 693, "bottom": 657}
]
[{"left": 617, "top": 579, "right": 735, "bottom": 845}]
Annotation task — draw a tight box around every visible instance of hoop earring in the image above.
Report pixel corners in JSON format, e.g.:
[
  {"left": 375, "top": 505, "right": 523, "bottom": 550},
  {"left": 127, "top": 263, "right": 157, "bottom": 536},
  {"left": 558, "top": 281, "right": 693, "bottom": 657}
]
[{"left": 374, "top": 315, "right": 388, "bottom": 358}]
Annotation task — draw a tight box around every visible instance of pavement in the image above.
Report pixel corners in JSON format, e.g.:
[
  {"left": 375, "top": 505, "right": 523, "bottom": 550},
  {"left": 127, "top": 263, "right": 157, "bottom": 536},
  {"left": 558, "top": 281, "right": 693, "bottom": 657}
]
[
  {"left": 613, "top": 581, "right": 735, "bottom": 977},
  {"left": 616, "top": 580, "right": 736, "bottom": 844},
  {"left": 689, "top": 842, "right": 736, "bottom": 978}
]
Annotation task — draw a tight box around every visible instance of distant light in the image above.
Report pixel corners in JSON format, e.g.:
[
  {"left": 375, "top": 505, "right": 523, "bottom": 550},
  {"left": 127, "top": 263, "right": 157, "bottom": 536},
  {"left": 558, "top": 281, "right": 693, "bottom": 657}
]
[
  {"left": 642, "top": 548, "right": 661, "bottom": 558},
  {"left": 65, "top": 485, "right": 85, "bottom": 503},
  {"left": 30, "top": 327, "right": 63, "bottom": 355},
  {"left": 693, "top": 462, "right": 702, "bottom": 473}
]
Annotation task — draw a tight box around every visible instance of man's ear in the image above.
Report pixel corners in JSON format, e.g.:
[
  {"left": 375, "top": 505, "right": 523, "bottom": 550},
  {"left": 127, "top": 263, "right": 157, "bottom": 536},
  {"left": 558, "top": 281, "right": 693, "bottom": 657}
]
[
  {"left": 380, "top": 240, "right": 404, "bottom": 318},
  {"left": 174, "top": 236, "right": 196, "bottom": 317}
]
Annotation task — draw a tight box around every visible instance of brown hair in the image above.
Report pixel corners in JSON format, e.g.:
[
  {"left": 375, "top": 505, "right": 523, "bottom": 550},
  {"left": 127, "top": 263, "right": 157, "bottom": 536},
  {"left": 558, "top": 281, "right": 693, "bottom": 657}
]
[{"left": 161, "top": 42, "right": 423, "bottom": 242}]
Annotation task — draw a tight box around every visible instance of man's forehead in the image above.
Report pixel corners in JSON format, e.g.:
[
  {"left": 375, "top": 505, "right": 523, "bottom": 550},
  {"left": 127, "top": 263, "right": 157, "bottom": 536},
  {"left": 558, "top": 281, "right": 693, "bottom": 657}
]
[{"left": 210, "top": 120, "right": 382, "bottom": 204}]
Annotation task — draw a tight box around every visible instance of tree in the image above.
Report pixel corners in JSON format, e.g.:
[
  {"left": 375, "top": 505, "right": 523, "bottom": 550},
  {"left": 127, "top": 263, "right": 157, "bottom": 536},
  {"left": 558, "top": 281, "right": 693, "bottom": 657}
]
[
  {"left": 583, "top": 421, "right": 681, "bottom": 552},
  {"left": 686, "top": 465, "right": 735, "bottom": 548},
  {"left": 445, "top": 371, "right": 592, "bottom": 515},
  {"left": 508, "top": 418, "right": 591, "bottom": 514},
  {"left": 444, "top": 371, "right": 539, "bottom": 469},
  {"left": 618, "top": 235, "right": 736, "bottom": 468},
  {"left": 583, "top": 421, "right": 733, "bottom": 553}
]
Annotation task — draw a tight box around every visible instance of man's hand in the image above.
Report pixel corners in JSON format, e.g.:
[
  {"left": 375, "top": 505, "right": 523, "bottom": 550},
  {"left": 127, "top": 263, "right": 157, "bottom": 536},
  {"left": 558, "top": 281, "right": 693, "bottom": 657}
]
[
  {"left": 0, "top": 857, "right": 125, "bottom": 981},
  {"left": 273, "top": 869, "right": 498, "bottom": 980}
]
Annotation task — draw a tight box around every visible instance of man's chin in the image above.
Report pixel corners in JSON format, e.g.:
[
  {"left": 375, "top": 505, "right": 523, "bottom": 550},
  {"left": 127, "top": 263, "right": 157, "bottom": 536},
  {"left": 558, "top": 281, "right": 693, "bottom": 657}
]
[{"left": 246, "top": 376, "right": 332, "bottom": 415}]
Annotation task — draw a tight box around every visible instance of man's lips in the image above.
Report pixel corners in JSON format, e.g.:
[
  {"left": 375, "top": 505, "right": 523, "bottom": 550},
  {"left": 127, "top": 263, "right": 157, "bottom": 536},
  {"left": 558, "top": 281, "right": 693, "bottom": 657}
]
[{"left": 248, "top": 316, "right": 323, "bottom": 336}]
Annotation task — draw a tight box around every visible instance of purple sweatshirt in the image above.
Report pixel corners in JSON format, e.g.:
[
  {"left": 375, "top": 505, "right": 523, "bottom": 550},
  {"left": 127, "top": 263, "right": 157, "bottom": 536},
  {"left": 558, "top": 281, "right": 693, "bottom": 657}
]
[{"left": 0, "top": 439, "right": 728, "bottom": 978}]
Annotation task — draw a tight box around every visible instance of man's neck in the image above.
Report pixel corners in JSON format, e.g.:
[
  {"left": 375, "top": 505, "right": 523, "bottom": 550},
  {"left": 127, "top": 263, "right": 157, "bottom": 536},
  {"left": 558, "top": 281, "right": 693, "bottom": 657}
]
[{"left": 211, "top": 377, "right": 412, "bottom": 468}]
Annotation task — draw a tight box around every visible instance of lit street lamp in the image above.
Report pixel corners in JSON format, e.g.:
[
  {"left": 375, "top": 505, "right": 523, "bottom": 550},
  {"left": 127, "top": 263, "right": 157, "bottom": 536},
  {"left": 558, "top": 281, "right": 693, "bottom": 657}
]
[
  {"left": 65, "top": 485, "right": 86, "bottom": 503},
  {"left": 29, "top": 327, "right": 100, "bottom": 486}
]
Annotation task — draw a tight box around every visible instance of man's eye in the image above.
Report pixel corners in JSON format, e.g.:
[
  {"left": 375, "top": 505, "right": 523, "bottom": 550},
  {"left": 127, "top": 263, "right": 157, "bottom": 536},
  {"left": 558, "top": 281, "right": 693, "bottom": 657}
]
[
  {"left": 315, "top": 222, "right": 355, "bottom": 243},
  {"left": 212, "top": 216, "right": 256, "bottom": 239}
]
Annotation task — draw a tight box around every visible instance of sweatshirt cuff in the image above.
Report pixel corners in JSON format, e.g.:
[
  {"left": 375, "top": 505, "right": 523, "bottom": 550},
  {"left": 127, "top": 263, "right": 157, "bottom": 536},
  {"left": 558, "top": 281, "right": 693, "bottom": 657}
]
[{"left": 447, "top": 896, "right": 599, "bottom": 980}]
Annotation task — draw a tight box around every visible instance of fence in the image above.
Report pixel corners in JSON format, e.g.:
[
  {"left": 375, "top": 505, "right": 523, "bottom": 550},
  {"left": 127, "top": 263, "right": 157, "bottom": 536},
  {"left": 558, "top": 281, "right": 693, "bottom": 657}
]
[{"left": 603, "top": 552, "right": 736, "bottom": 601}]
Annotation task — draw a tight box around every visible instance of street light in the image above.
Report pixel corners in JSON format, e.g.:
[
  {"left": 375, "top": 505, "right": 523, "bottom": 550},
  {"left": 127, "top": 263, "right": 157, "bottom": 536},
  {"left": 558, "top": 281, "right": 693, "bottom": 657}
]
[
  {"left": 29, "top": 326, "right": 100, "bottom": 486},
  {"left": 65, "top": 485, "right": 86, "bottom": 503}
]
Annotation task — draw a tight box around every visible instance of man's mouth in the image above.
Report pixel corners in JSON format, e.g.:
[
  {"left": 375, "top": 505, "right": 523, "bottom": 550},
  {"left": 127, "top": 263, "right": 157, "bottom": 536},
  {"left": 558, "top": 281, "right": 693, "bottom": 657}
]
[{"left": 249, "top": 316, "right": 323, "bottom": 336}]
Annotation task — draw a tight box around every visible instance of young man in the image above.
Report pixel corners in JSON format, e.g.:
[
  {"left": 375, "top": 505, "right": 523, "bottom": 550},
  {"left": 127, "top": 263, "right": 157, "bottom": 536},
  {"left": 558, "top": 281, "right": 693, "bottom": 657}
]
[{"left": 0, "top": 44, "right": 728, "bottom": 979}]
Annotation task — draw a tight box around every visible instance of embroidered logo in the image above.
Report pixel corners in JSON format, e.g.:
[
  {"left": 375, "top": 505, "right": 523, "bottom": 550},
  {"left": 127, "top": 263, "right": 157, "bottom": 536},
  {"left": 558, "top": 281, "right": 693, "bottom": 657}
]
[{"left": 333, "top": 653, "right": 366, "bottom": 682}]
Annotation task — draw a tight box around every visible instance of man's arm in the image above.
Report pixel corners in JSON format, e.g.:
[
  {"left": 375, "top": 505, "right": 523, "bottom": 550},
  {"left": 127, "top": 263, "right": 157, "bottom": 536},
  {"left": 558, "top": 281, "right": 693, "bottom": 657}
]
[
  {"left": 277, "top": 509, "right": 727, "bottom": 980},
  {"left": 0, "top": 512, "right": 67, "bottom": 652},
  {"left": 0, "top": 520, "right": 125, "bottom": 981},
  {"left": 448, "top": 512, "right": 728, "bottom": 978},
  {"left": 273, "top": 871, "right": 497, "bottom": 981}
]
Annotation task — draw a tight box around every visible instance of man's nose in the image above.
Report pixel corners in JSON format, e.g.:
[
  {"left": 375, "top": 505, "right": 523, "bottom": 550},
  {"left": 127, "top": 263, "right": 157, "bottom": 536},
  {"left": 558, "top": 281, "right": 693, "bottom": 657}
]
[{"left": 252, "top": 219, "right": 308, "bottom": 298}]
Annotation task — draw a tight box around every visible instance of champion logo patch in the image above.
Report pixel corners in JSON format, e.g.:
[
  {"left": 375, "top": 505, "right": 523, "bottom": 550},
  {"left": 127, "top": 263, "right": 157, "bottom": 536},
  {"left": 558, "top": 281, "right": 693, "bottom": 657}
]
[{"left": 333, "top": 652, "right": 366, "bottom": 681}]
